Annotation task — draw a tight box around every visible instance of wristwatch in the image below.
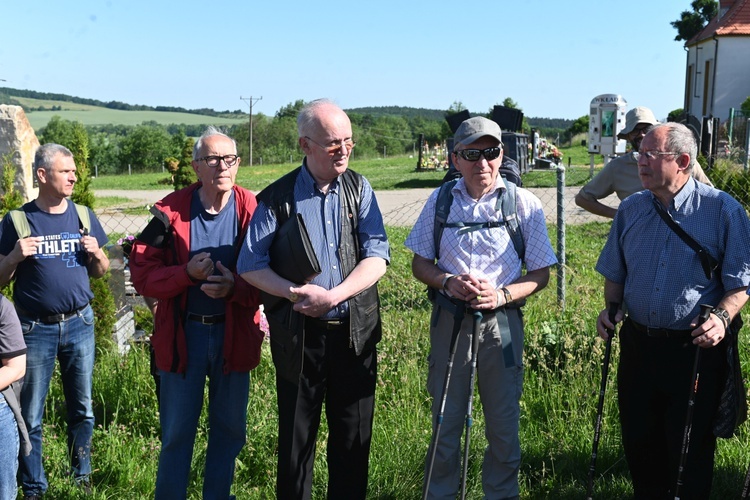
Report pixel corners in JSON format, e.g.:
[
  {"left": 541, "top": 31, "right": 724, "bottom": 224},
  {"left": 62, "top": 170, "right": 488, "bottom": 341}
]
[{"left": 711, "top": 307, "right": 730, "bottom": 330}]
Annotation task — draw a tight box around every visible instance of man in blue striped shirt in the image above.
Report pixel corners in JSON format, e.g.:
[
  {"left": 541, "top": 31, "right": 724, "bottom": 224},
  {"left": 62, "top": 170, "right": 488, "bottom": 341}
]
[
  {"left": 239, "top": 99, "right": 389, "bottom": 499},
  {"left": 596, "top": 122, "right": 750, "bottom": 498}
]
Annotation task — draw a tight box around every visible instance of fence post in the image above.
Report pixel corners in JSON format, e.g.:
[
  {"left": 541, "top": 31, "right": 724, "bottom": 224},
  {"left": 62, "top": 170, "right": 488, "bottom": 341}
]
[
  {"left": 128, "top": 164, "right": 132, "bottom": 176},
  {"left": 744, "top": 118, "right": 750, "bottom": 171},
  {"left": 556, "top": 162, "right": 566, "bottom": 308}
]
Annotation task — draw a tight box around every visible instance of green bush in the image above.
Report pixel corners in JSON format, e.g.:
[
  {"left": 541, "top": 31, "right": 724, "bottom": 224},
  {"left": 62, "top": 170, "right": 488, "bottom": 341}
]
[{"left": 709, "top": 159, "right": 750, "bottom": 212}]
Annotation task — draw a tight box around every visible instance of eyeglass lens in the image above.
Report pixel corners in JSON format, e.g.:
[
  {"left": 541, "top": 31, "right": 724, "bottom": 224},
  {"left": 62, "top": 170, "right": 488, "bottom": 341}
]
[
  {"left": 202, "top": 155, "right": 239, "bottom": 167},
  {"left": 307, "top": 136, "right": 355, "bottom": 153},
  {"left": 457, "top": 147, "right": 502, "bottom": 162}
]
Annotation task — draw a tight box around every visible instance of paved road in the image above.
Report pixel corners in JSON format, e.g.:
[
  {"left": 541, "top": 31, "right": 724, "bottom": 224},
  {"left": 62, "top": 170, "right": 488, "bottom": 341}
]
[{"left": 94, "top": 186, "right": 618, "bottom": 235}]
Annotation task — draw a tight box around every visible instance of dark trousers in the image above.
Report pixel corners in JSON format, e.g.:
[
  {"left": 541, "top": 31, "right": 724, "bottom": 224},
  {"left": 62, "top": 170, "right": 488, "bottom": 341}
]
[
  {"left": 275, "top": 320, "right": 377, "bottom": 500},
  {"left": 618, "top": 318, "right": 724, "bottom": 499}
]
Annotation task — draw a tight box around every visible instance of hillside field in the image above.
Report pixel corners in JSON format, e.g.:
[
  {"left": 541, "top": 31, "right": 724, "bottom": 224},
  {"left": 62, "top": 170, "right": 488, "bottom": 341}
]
[{"left": 12, "top": 96, "right": 247, "bottom": 130}]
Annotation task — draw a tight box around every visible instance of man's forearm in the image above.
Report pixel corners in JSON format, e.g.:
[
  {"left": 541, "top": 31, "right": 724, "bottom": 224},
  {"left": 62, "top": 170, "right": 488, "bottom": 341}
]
[{"left": 575, "top": 193, "right": 617, "bottom": 219}]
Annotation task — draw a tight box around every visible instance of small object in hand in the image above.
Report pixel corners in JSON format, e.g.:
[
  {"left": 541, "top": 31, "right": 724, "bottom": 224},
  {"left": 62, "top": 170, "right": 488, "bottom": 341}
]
[
  {"left": 476, "top": 294, "right": 482, "bottom": 302},
  {"left": 289, "top": 292, "right": 299, "bottom": 303}
]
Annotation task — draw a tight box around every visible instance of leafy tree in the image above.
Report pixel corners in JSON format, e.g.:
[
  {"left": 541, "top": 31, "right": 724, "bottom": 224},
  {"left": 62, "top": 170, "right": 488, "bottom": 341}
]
[
  {"left": 671, "top": 0, "right": 717, "bottom": 42},
  {"left": 70, "top": 122, "right": 95, "bottom": 209},
  {"left": 741, "top": 96, "right": 750, "bottom": 116},
  {"left": 173, "top": 137, "right": 196, "bottom": 190},
  {"left": 567, "top": 115, "right": 589, "bottom": 136},
  {"left": 668, "top": 108, "right": 685, "bottom": 122},
  {"left": 276, "top": 99, "right": 306, "bottom": 120},
  {"left": 89, "top": 132, "right": 121, "bottom": 175},
  {"left": 446, "top": 101, "right": 466, "bottom": 115},
  {"left": 39, "top": 115, "right": 76, "bottom": 146},
  {"left": 118, "top": 124, "right": 172, "bottom": 172},
  {"left": 0, "top": 152, "right": 23, "bottom": 216}
]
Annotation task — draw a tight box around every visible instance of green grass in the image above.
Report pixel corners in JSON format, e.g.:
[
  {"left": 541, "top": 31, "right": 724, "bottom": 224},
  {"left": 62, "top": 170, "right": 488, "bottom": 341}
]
[
  {"left": 32, "top": 224, "right": 750, "bottom": 499},
  {"left": 90, "top": 154, "right": 603, "bottom": 193}
]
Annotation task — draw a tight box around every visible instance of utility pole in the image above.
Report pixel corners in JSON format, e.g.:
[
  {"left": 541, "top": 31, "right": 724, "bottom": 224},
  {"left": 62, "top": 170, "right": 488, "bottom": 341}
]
[{"left": 240, "top": 96, "right": 262, "bottom": 166}]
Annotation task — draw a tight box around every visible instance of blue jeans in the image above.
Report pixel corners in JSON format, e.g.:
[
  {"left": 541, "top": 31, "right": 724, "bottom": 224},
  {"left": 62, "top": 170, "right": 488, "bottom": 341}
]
[
  {"left": 0, "top": 393, "right": 20, "bottom": 500},
  {"left": 18, "top": 305, "right": 96, "bottom": 496},
  {"left": 155, "top": 320, "right": 249, "bottom": 500}
]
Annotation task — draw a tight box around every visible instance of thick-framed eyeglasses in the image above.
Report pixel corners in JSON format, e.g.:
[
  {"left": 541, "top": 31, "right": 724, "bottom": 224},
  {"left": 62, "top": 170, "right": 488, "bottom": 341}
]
[
  {"left": 304, "top": 136, "right": 356, "bottom": 154},
  {"left": 197, "top": 155, "right": 240, "bottom": 168},
  {"left": 638, "top": 150, "right": 678, "bottom": 160},
  {"left": 454, "top": 146, "right": 502, "bottom": 162}
]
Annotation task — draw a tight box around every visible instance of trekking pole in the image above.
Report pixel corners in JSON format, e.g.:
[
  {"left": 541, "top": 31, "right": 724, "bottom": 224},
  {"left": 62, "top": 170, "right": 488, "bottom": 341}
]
[
  {"left": 742, "top": 463, "right": 750, "bottom": 499},
  {"left": 674, "top": 303, "right": 713, "bottom": 500},
  {"left": 460, "top": 310, "right": 483, "bottom": 500},
  {"left": 424, "top": 304, "right": 466, "bottom": 500},
  {"left": 585, "top": 302, "right": 619, "bottom": 500}
]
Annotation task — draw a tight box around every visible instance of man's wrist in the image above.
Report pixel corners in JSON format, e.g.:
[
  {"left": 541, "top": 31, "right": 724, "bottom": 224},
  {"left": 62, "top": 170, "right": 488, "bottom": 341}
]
[
  {"left": 500, "top": 287, "right": 513, "bottom": 305},
  {"left": 441, "top": 274, "right": 454, "bottom": 290},
  {"left": 712, "top": 307, "right": 730, "bottom": 331}
]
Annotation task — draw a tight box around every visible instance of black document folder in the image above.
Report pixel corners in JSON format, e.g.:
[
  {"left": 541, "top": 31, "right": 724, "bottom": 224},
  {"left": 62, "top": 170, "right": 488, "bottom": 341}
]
[{"left": 263, "top": 213, "right": 321, "bottom": 311}]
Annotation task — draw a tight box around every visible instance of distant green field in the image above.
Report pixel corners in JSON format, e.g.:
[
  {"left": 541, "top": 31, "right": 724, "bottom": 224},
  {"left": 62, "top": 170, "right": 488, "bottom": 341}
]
[{"left": 13, "top": 97, "right": 247, "bottom": 130}]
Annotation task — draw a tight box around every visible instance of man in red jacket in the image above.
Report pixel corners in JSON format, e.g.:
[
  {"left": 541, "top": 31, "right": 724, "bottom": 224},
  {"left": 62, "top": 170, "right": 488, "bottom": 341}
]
[{"left": 130, "top": 126, "right": 263, "bottom": 500}]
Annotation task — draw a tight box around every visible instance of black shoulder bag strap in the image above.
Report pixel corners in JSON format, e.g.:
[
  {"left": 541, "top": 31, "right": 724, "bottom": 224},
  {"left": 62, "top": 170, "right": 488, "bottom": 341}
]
[{"left": 652, "top": 197, "right": 718, "bottom": 280}]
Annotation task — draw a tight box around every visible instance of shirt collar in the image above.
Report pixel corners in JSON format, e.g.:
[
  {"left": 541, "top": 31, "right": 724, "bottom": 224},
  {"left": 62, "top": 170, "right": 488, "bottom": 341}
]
[
  {"left": 301, "top": 159, "right": 339, "bottom": 195},
  {"left": 672, "top": 176, "right": 696, "bottom": 211},
  {"left": 650, "top": 176, "right": 695, "bottom": 211}
]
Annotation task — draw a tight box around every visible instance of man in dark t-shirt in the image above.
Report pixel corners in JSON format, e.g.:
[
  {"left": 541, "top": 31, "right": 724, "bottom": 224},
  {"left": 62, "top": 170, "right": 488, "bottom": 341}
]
[{"left": 0, "top": 143, "right": 109, "bottom": 498}]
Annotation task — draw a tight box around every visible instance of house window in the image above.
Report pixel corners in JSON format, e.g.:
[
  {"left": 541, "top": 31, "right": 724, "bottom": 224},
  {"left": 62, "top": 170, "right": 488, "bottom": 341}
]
[
  {"left": 686, "top": 64, "right": 693, "bottom": 113},
  {"left": 702, "top": 59, "right": 711, "bottom": 116}
]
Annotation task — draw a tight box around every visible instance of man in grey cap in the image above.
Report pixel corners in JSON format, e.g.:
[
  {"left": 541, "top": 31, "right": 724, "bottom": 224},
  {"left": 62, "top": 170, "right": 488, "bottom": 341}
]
[
  {"left": 575, "top": 106, "right": 711, "bottom": 218},
  {"left": 405, "top": 116, "right": 557, "bottom": 498}
]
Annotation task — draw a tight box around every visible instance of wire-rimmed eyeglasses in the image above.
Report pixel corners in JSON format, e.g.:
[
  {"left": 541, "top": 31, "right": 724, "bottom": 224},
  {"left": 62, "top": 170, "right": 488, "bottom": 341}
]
[
  {"left": 304, "top": 136, "right": 356, "bottom": 154},
  {"left": 638, "top": 150, "right": 679, "bottom": 160}
]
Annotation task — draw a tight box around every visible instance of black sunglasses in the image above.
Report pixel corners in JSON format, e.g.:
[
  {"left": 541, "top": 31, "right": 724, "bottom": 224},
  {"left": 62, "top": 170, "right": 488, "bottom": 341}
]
[{"left": 454, "top": 146, "right": 502, "bottom": 162}]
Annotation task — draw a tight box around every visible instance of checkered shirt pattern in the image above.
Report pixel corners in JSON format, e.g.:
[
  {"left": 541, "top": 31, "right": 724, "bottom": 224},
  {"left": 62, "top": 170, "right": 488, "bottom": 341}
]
[{"left": 405, "top": 176, "right": 557, "bottom": 288}]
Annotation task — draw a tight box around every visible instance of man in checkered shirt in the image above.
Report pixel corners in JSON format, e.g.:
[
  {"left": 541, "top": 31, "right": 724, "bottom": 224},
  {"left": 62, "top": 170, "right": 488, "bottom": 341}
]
[{"left": 405, "top": 116, "right": 557, "bottom": 499}]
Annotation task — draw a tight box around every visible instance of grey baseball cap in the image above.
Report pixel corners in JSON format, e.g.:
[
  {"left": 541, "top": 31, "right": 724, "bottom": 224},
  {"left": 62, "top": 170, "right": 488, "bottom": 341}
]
[{"left": 454, "top": 117, "right": 503, "bottom": 147}]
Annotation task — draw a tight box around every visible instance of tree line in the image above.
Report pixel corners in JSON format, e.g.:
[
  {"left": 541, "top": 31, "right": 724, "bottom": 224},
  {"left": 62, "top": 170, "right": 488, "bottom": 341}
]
[{"left": 33, "top": 99, "right": 580, "bottom": 175}]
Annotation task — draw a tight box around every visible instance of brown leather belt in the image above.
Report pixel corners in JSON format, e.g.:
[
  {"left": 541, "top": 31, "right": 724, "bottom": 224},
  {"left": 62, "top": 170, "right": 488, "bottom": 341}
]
[{"left": 629, "top": 318, "right": 694, "bottom": 340}]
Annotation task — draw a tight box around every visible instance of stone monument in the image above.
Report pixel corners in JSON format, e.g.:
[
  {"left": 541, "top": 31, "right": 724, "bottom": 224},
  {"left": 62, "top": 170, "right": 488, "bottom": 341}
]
[{"left": 0, "top": 104, "right": 40, "bottom": 202}]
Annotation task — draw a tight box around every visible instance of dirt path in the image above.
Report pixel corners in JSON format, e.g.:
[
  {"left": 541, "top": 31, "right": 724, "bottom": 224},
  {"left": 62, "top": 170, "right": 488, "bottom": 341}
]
[{"left": 94, "top": 186, "right": 618, "bottom": 232}]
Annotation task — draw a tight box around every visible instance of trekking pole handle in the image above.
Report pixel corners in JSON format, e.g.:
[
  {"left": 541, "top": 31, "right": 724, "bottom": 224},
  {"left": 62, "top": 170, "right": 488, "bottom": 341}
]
[
  {"left": 607, "top": 302, "right": 619, "bottom": 336},
  {"left": 698, "top": 304, "right": 712, "bottom": 324}
]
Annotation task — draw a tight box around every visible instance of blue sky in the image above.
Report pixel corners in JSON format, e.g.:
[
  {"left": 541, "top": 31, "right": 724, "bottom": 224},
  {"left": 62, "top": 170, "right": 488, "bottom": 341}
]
[{"left": 2, "top": 0, "right": 695, "bottom": 121}]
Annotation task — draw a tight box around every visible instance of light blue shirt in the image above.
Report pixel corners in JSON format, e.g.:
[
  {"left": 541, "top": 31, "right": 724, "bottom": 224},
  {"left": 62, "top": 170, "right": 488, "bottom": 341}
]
[
  {"left": 237, "top": 163, "right": 389, "bottom": 319},
  {"left": 596, "top": 178, "right": 750, "bottom": 329}
]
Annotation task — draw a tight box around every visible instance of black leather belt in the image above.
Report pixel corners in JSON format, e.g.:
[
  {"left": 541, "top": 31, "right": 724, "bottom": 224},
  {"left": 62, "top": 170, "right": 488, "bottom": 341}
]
[
  {"left": 16, "top": 303, "right": 89, "bottom": 324},
  {"left": 307, "top": 317, "right": 349, "bottom": 331},
  {"left": 629, "top": 319, "right": 694, "bottom": 339},
  {"left": 186, "top": 313, "right": 226, "bottom": 325}
]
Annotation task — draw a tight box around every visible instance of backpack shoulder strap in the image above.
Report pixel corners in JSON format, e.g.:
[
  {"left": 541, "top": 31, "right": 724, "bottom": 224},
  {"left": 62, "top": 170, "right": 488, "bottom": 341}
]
[
  {"left": 72, "top": 203, "right": 91, "bottom": 233},
  {"left": 433, "top": 178, "right": 458, "bottom": 261},
  {"left": 499, "top": 178, "right": 525, "bottom": 264},
  {"left": 9, "top": 209, "right": 30, "bottom": 239}
]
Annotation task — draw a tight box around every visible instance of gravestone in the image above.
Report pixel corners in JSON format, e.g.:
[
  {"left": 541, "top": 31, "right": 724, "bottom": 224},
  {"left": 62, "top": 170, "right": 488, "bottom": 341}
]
[{"left": 0, "top": 105, "right": 40, "bottom": 202}]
